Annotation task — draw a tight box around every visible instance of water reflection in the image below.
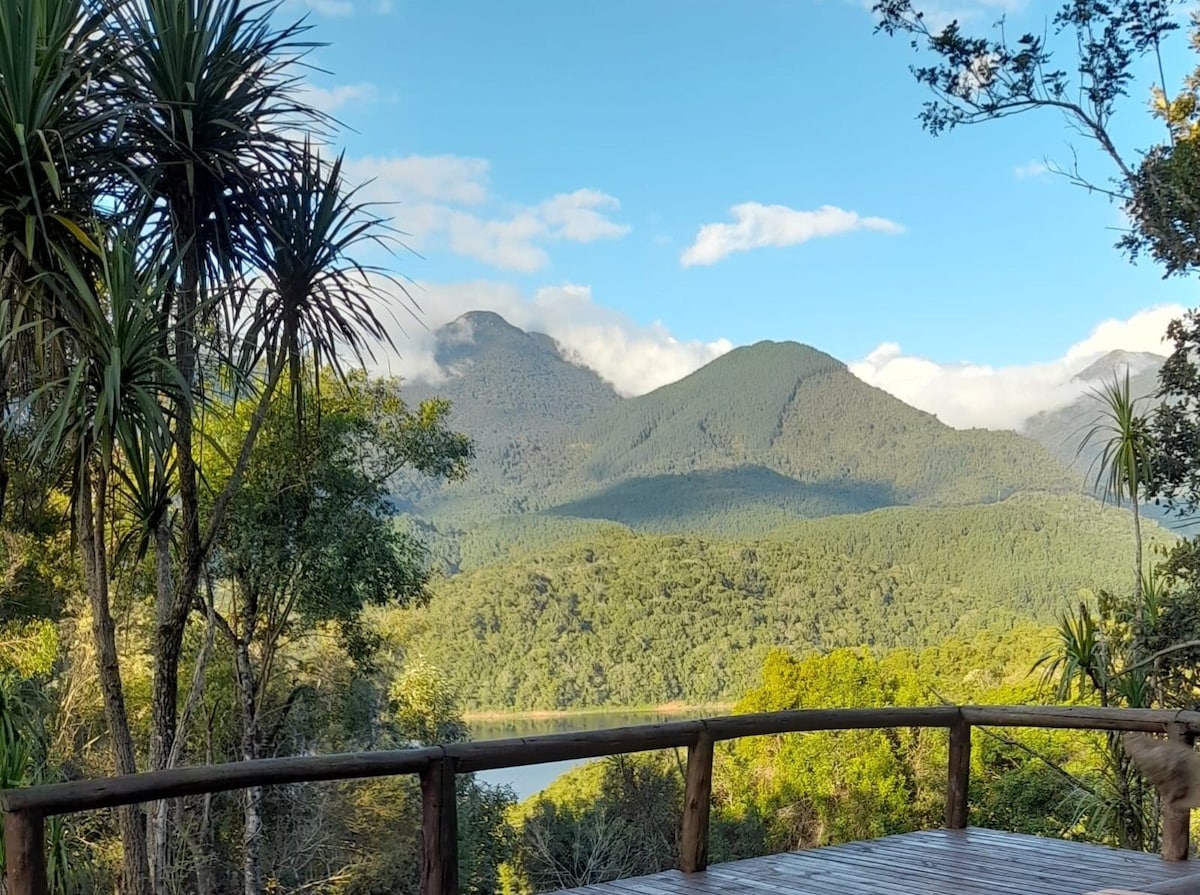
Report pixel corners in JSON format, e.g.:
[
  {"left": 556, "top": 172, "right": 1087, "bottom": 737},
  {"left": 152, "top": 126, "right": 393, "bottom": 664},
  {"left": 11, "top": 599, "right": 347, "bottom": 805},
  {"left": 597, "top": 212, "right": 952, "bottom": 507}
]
[{"left": 468, "top": 711, "right": 698, "bottom": 800}]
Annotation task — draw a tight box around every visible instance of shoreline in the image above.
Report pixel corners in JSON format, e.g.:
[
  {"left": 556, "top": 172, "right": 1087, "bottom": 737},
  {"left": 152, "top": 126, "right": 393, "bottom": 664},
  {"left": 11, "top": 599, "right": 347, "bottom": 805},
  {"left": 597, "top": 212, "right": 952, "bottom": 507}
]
[{"left": 463, "top": 701, "right": 734, "bottom": 723}]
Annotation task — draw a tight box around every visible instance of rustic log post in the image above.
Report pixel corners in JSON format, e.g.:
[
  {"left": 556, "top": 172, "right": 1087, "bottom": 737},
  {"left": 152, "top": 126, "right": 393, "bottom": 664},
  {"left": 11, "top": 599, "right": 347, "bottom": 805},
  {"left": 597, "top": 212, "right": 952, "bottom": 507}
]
[
  {"left": 4, "top": 809, "right": 48, "bottom": 895},
  {"left": 680, "top": 729, "right": 714, "bottom": 873},
  {"left": 1163, "top": 721, "right": 1195, "bottom": 861},
  {"left": 419, "top": 757, "right": 459, "bottom": 895},
  {"left": 945, "top": 717, "right": 971, "bottom": 830}
]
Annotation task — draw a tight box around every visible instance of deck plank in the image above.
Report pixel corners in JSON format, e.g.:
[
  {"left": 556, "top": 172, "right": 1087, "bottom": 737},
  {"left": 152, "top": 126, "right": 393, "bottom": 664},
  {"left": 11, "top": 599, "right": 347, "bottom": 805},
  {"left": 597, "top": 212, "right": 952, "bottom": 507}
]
[{"left": 550, "top": 828, "right": 1200, "bottom": 895}]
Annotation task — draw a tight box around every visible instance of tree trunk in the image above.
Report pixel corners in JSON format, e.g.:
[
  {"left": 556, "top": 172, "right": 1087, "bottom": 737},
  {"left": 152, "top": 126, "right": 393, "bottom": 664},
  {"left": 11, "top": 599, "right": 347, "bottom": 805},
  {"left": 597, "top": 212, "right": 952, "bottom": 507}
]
[
  {"left": 234, "top": 636, "right": 263, "bottom": 895},
  {"left": 183, "top": 796, "right": 216, "bottom": 895},
  {"left": 150, "top": 244, "right": 203, "bottom": 892},
  {"left": 78, "top": 465, "right": 151, "bottom": 895},
  {"left": 149, "top": 513, "right": 175, "bottom": 895},
  {"left": 1132, "top": 495, "right": 1145, "bottom": 627}
]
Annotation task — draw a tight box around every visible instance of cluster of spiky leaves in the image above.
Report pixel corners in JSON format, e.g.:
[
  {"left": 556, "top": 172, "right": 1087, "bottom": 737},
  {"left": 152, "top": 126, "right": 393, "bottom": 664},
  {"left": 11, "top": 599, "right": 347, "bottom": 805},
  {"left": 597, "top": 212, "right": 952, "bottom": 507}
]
[
  {"left": 0, "top": 0, "right": 407, "bottom": 518},
  {"left": 0, "top": 2, "right": 421, "bottom": 893}
]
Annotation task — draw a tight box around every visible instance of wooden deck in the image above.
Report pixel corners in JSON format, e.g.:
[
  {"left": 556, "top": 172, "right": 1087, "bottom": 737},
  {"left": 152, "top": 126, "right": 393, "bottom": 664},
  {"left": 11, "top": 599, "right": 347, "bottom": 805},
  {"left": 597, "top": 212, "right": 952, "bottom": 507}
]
[{"left": 553, "top": 828, "right": 1200, "bottom": 895}]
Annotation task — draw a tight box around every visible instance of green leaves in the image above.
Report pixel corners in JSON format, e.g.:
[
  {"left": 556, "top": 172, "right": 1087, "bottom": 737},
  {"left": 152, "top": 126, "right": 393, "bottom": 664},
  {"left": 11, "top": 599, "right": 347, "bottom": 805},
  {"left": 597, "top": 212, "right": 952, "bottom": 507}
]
[
  {"left": 1036, "top": 603, "right": 1105, "bottom": 702},
  {"left": 873, "top": 1, "right": 1178, "bottom": 155},
  {"left": 1078, "top": 368, "right": 1154, "bottom": 508},
  {"left": 112, "top": 0, "right": 321, "bottom": 279},
  {"left": 18, "top": 230, "right": 181, "bottom": 495},
  {"left": 212, "top": 369, "right": 470, "bottom": 665},
  {"left": 246, "top": 144, "right": 405, "bottom": 425}
]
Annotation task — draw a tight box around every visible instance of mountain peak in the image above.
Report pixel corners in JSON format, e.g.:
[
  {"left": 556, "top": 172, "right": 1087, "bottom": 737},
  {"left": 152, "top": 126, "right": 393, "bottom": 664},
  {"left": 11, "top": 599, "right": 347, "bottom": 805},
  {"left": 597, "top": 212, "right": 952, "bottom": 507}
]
[
  {"left": 1073, "top": 349, "right": 1165, "bottom": 384},
  {"left": 435, "top": 310, "right": 539, "bottom": 368},
  {"left": 451, "top": 310, "right": 522, "bottom": 331}
]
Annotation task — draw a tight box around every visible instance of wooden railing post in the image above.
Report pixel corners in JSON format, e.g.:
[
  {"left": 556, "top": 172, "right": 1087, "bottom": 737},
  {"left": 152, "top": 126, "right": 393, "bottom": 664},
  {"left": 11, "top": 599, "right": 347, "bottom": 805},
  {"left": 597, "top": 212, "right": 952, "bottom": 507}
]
[
  {"left": 420, "top": 757, "right": 459, "bottom": 895},
  {"left": 680, "top": 728, "right": 714, "bottom": 873},
  {"left": 945, "top": 717, "right": 971, "bottom": 830},
  {"left": 4, "top": 809, "right": 48, "bottom": 895},
  {"left": 1163, "top": 721, "right": 1195, "bottom": 861}
]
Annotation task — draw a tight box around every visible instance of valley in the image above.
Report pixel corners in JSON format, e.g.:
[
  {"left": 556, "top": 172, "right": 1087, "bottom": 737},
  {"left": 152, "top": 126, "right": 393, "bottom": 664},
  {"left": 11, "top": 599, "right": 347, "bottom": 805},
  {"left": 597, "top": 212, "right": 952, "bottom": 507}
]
[{"left": 387, "top": 311, "right": 1172, "bottom": 715}]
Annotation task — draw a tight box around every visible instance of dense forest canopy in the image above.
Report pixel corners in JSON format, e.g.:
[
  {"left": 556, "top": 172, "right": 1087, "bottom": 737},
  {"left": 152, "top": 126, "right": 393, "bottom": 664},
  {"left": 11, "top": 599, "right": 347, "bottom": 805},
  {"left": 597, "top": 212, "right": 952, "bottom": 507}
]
[
  {"left": 396, "top": 494, "right": 1169, "bottom": 710},
  {"left": 8, "top": 0, "right": 1200, "bottom": 893}
]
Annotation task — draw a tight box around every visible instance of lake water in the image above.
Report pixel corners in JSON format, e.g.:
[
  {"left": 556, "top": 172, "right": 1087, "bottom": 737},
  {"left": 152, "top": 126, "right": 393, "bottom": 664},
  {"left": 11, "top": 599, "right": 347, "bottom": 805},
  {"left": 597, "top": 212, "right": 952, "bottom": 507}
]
[{"left": 468, "top": 710, "right": 706, "bottom": 800}]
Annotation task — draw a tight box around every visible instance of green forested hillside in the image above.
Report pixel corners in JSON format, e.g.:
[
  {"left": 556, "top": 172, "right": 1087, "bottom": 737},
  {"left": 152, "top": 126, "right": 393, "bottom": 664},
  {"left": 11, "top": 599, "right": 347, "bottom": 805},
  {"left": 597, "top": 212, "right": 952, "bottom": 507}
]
[
  {"left": 394, "top": 493, "right": 1161, "bottom": 710},
  {"left": 396, "top": 311, "right": 621, "bottom": 521},
  {"left": 398, "top": 323, "right": 1083, "bottom": 556},
  {"left": 565, "top": 342, "right": 1076, "bottom": 506}
]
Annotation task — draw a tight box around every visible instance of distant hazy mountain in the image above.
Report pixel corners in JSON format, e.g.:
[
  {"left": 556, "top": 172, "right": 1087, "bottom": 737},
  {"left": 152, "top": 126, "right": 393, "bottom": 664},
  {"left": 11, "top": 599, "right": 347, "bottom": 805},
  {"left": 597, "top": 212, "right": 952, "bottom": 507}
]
[
  {"left": 1023, "top": 349, "right": 1165, "bottom": 483},
  {"left": 404, "top": 310, "right": 620, "bottom": 441},
  {"left": 398, "top": 314, "right": 1082, "bottom": 554},
  {"left": 397, "top": 311, "right": 620, "bottom": 521}
]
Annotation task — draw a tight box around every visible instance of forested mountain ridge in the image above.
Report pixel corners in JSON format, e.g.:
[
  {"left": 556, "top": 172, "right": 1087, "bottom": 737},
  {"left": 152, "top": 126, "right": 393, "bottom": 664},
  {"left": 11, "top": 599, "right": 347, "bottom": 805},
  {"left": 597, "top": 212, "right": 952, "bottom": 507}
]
[
  {"left": 555, "top": 341, "right": 1078, "bottom": 515},
  {"left": 395, "top": 311, "right": 622, "bottom": 523},
  {"left": 1023, "top": 349, "right": 1165, "bottom": 482},
  {"left": 402, "top": 311, "right": 621, "bottom": 441},
  {"left": 397, "top": 314, "right": 1082, "bottom": 551},
  {"left": 392, "top": 492, "right": 1164, "bottom": 710}
]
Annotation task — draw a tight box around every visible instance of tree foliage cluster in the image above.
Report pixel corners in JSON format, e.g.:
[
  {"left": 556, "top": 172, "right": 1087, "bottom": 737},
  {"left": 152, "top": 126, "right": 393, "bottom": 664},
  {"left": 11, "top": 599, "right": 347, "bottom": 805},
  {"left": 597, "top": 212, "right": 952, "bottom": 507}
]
[
  {"left": 0, "top": 0, "right": 484, "bottom": 891},
  {"left": 0, "top": 371, "right": 478, "bottom": 895},
  {"left": 873, "top": 0, "right": 1200, "bottom": 853},
  {"left": 397, "top": 493, "right": 1165, "bottom": 711},
  {"left": 498, "top": 630, "right": 1129, "bottom": 894}
]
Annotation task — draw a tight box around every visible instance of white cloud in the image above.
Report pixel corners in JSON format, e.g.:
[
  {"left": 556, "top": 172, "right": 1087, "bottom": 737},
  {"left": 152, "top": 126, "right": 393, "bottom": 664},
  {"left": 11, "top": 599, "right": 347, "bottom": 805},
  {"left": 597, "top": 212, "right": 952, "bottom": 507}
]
[
  {"left": 347, "top": 155, "right": 491, "bottom": 205},
  {"left": 344, "top": 155, "right": 630, "bottom": 271},
  {"left": 681, "top": 202, "right": 904, "bottom": 267},
  {"left": 848, "top": 305, "right": 1184, "bottom": 431},
  {"left": 952, "top": 50, "right": 999, "bottom": 99},
  {"left": 441, "top": 210, "right": 549, "bottom": 272},
  {"left": 298, "top": 82, "right": 379, "bottom": 115},
  {"left": 1014, "top": 160, "right": 1049, "bottom": 179},
  {"left": 370, "top": 280, "right": 732, "bottom": 395},
  {"left": 536, "top": 190, "right": 630, "bottom": 242}
]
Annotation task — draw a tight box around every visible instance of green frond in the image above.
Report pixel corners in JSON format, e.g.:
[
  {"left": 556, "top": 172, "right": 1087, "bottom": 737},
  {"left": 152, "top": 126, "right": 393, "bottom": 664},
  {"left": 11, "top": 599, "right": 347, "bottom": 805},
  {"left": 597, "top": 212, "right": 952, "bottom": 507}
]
[
  {"left": 1077, "top": 368, "right": 1154, "bottom": 507},
  {"left": 245, "top": 140, "right": 406, "bottom": 428}
]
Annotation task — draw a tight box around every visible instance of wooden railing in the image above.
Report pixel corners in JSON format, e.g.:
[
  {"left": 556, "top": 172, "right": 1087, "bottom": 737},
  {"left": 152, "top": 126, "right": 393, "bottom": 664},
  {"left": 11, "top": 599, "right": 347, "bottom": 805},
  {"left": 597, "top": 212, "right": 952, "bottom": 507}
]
[{"left": 4, "top": 705, "right": 1200, "bottom": 895}]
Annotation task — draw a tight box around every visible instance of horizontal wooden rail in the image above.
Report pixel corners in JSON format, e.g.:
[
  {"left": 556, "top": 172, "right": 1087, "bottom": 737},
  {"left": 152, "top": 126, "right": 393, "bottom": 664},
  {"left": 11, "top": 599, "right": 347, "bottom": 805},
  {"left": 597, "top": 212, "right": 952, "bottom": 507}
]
[
  {"left": 0, "top": 706, "right": 964, "bottom": 814},
  {"left": 5, "top": 704, "right": 1200, "bottom": 895},
  {"left": 960, "top": 706, "right": 1200, "bottom": 733},
  {"left": 1, "top": 746, "right": 445, "bottom": 816}
]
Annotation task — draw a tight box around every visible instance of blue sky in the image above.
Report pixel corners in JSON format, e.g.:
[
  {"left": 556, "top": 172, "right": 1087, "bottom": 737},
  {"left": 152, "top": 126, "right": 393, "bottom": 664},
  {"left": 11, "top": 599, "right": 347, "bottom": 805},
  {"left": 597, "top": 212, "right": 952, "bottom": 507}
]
[{"left": 287, "top": 0, "right": 1198, "bottom": 428}]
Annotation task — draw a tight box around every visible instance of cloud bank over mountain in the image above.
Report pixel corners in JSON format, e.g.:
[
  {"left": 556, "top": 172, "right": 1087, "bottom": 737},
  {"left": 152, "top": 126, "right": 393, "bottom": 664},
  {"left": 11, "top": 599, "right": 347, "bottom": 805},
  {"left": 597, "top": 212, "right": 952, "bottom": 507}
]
[
  {"left": 372, "top": 277, "right": 1182, "bottom": 433},
  {"left": 372, "top": 280, "right": 733, "bottom": 397},
  {"left": 848, "top": 305, "right": 1182, "bottom": 430}
]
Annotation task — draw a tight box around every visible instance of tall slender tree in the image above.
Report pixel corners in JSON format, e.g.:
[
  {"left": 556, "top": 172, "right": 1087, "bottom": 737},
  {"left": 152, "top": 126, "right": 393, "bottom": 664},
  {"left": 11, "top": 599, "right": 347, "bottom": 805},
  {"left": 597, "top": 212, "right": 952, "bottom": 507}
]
[
  {"left": 1079, "top": 369, "right": 1155, "bottom": 627},
  {"left": 0, "top": 1, "right": 408, "bottom": 891}
]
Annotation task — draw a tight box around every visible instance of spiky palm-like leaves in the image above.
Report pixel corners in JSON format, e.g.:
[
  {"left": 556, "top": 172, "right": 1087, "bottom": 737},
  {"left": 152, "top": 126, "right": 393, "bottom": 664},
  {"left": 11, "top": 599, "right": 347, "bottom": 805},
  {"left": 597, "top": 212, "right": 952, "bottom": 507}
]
[
  {"left": 1036, "top": 603, "right": 1107, "bottom": 703},
  {"left": 1079, "top": 369, "right": 1154, "bottom": 626},
  {"left": 7, "top": 229, "right": 180, "bottom": 895},
  {"left": 30, "top": 233, "right": 181, "bottom": 490},
  {"left": 112, "top": 0, "right": 320, "bottom": 286},
  {"left": 248, "top": 144, "right": 400, "bottom": 429},
  {"left": 0, "top": 0, "right": 118, "bottom": 258},
  {"left": 0, "top": 0, "right": 124, "bottom": 523},
  {"left": 0, "top": 675, "right": 89, "bottom": 894},
  {"left": 0, "top": 3, "right": 405, "bottom": 894}
]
